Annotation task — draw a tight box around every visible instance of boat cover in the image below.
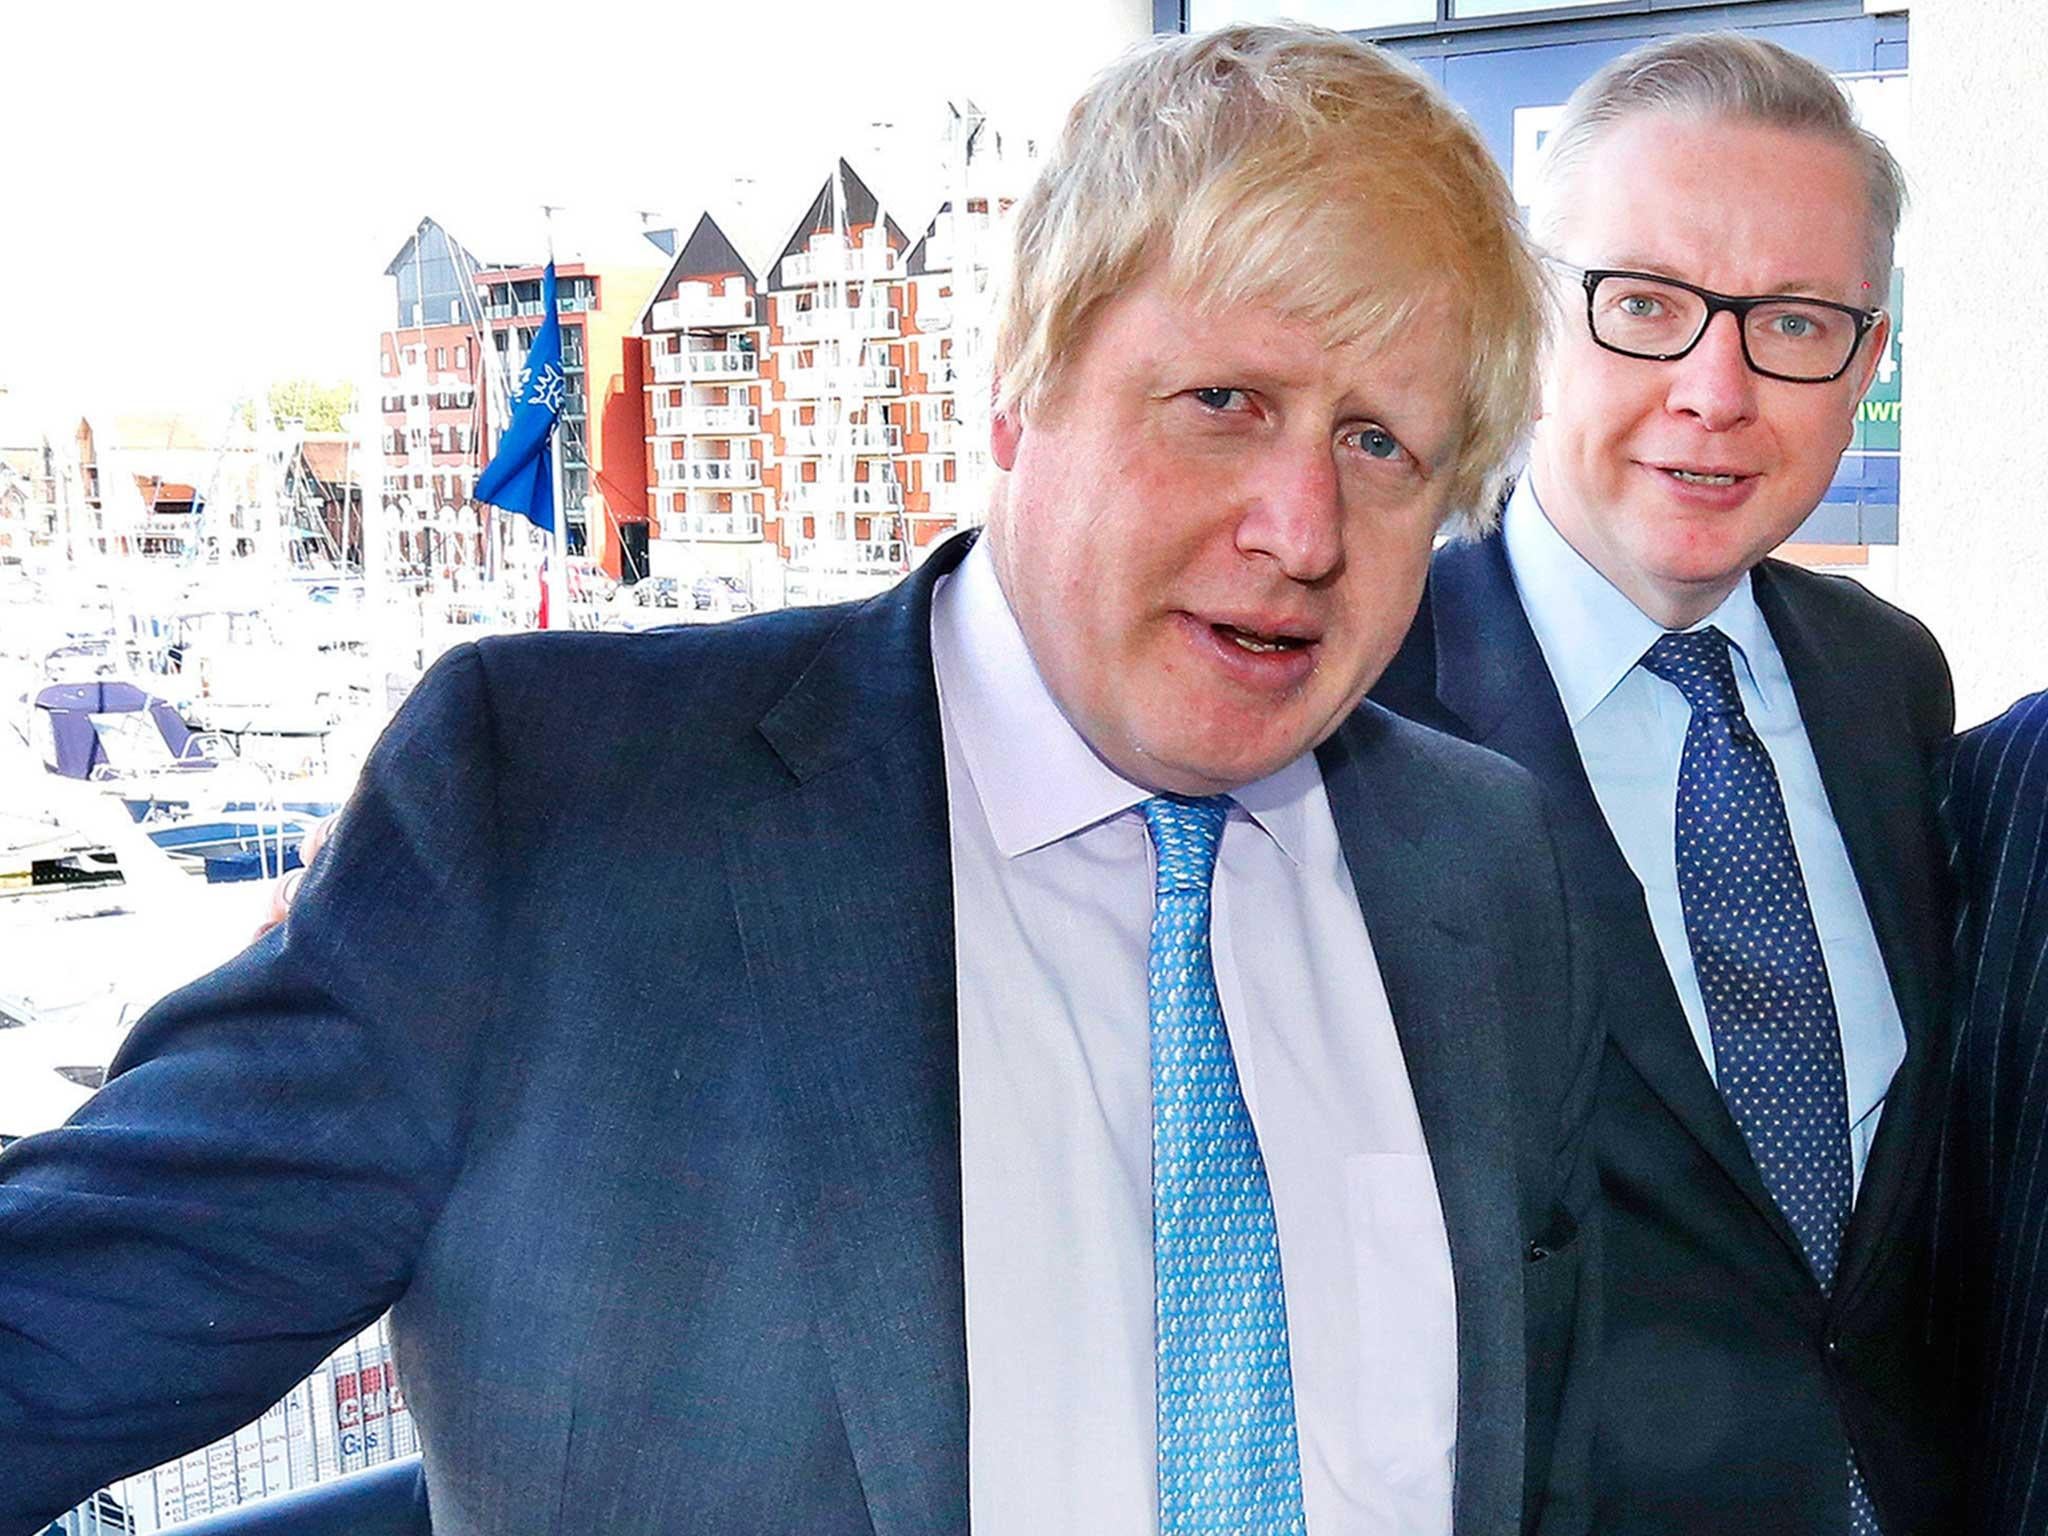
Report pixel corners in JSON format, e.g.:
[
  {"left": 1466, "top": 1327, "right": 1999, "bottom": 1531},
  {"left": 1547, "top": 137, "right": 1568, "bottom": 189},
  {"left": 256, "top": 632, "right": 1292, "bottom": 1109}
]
[{"left": 32, "top": 682, "right": 196, "bottom": 781}]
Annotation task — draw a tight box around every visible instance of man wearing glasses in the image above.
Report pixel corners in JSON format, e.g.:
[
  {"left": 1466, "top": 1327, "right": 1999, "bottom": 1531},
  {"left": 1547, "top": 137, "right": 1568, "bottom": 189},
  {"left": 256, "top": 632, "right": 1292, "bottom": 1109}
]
[{"left": 1377, "top": 31, "right": 1957, "bottom": 1536}]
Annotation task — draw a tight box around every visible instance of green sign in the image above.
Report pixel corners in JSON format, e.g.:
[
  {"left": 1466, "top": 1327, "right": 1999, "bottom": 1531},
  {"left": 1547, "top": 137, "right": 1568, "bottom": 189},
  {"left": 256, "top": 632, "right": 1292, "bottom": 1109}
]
[{"left": 1852, "top": 267, "right": 1904, "bottom": 454}]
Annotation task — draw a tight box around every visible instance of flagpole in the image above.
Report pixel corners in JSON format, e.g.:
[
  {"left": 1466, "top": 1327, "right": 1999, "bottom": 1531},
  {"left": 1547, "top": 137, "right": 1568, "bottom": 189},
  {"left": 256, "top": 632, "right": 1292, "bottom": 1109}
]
[{"left": 543, "top": 208, "right": 570, "bottom": 632}]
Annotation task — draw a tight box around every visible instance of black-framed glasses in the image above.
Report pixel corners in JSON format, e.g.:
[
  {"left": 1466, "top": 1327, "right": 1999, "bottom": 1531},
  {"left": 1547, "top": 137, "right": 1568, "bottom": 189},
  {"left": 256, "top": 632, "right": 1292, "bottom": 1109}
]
[{"left": 1551, "top": 261, "right": 1885, "bottom": 384}]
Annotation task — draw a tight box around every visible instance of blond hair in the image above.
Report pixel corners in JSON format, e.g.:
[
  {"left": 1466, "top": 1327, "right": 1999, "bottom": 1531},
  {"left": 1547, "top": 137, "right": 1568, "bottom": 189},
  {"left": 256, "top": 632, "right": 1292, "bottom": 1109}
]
[
  {"left": 991, "top": 24, "right": 1543, "bottom": 535},
  {"left": 1531, "top": 32, "right": 1905, "bottom": 288}
]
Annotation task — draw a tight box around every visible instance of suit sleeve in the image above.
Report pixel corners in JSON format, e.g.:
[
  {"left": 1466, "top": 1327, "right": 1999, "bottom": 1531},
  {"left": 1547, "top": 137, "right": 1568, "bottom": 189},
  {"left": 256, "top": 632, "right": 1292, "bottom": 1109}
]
[
  {"left": 1531, "top": 793, "right": 1606, "bottom": 1536},
  {"left": 0, "top": 644, "right": 504, "bottom": 1531}
]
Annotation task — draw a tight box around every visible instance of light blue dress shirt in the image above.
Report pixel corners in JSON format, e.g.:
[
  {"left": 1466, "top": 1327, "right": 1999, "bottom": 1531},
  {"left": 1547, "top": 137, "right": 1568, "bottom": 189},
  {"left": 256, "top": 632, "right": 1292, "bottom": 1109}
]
[{"left": 1502, "top": 479, "right": 1905, "bottom": 1189}]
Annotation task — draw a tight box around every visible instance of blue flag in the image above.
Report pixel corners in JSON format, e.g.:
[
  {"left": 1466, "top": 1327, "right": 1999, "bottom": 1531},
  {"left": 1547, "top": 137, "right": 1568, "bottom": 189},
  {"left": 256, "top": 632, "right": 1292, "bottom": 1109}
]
[{"left": 474, "top": 261, "right": 565, "bottom": 534}]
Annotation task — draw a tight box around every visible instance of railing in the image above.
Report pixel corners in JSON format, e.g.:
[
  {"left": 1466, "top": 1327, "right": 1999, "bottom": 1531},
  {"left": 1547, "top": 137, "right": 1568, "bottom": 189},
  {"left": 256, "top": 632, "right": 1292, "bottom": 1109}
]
[
  {"left": 654, "top": 456, "right": 760, "bottom": 489},
  {"left": 151, "top": 1458, "right": 427, "bottom": 1535},
  {"left": 783, "top": 244, "right": 900, "bottom": 284},
  {"left": 778, "top": 364, "right": 900, "bottom": 400},
  {"left": 791, "top": 535, "right": 907, "bottom": 569},
  {"left": 660, "top": 510, "right": 766, "bottom": 542},
  {"left": 779, "top": 306, "right": 899, "bottom": 343},
  {"left": 651, "top": 292, "right": 754, "bottom": 330},
  {"left": 782, "top": 479, "right": 903, "bottom": 513},
  {"left": 650, "top": 348, "right": 759, "bottom": 384},
  {"left": 783, "top": 422, "right": 901, "bottom": 456},
  {"left": 652, "top": 404, "right": 760, "bottom": 436}
]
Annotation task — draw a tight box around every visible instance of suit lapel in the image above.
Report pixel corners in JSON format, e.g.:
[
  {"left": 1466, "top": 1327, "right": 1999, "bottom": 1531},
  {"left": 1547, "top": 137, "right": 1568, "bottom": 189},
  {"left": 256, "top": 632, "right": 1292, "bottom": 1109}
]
[
  {"left": 1753, "top": 567, "right": 1947, "bottom": 1307},
  {"left": 1425, "top": 538, "right": 1810, "bottom": 1264},
  {"left": 724, "top": 541, "right": 970, "bottom": 1536},
  {"left": 1317, "top": 707, "right": 1522, "bottom": 1536}
]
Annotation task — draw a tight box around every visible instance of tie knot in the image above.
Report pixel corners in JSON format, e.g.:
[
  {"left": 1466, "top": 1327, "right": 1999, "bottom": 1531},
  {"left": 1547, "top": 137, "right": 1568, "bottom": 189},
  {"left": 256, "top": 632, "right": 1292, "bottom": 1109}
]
[
  {"left": 1641, "top": 626, "right": 1745, "bottom": 716},
  {"left": 1141, "top": 795, "right": 1232, "bottom": 894}
]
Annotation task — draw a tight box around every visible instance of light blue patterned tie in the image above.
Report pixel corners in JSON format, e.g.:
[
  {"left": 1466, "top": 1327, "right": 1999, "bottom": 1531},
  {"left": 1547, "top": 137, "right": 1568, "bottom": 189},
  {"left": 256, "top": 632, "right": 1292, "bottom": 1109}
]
[
  {"left": 1142, "top": 794, "right": 1306, "bottom": 1535},
  {"left": 1640, "top": 627, "right": 1879, "bottom": 1536}
]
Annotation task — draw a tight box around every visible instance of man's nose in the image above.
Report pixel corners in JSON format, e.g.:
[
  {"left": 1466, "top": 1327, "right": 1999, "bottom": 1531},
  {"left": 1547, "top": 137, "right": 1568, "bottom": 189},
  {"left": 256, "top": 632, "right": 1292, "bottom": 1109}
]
[
  {"left": 1664, "top": 311, "right": 1759, "bottom": 431},
  {"left": 1237, "top": 439, "right": 1344, "bottom": 581}
]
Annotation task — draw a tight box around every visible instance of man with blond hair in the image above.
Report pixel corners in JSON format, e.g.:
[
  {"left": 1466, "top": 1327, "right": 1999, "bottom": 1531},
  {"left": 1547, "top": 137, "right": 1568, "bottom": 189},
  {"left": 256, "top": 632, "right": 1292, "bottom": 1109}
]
[
  {"left": 1378, "top": 30, "right": 1957, "bottom": 1535},
  {"left": 1, "top": 25, "right": 1600, "bottom": 1535}
]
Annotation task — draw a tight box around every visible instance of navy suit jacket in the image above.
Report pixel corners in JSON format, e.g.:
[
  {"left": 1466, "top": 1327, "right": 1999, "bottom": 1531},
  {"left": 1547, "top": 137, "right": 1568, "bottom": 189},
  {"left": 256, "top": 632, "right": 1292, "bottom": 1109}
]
[
  {"left": 1373, "top": 533, "right": 1959, "bottom": 1534},
  {"left": 1939, "top": 688, "right": 2048, "bottom": 1535},
  {"left": 0, "top": 534, "right": 1603, "bottom": 1535}
]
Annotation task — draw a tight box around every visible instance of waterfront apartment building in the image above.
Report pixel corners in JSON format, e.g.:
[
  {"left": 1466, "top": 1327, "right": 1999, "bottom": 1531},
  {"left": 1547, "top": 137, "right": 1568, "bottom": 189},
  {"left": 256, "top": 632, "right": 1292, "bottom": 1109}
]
[
  {"left": 642, "top": 144, "right": 1010, "bottom": 608},
  {"left": 379, "top": 217, "right": 666, "bottom": 577}
]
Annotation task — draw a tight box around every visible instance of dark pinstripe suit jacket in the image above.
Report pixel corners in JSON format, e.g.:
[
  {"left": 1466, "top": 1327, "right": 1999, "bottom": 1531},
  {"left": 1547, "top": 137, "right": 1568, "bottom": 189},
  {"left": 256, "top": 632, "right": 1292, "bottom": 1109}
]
[{"left": 1941, "top": 688, "right": 2048, "bottom": 1536}]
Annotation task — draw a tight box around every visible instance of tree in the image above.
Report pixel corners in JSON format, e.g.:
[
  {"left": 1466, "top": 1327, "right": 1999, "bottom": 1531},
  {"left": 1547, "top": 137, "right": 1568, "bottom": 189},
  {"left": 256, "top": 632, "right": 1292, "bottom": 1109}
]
[{"left": 246, "top": 380, "right": 354, "bottom": 434}]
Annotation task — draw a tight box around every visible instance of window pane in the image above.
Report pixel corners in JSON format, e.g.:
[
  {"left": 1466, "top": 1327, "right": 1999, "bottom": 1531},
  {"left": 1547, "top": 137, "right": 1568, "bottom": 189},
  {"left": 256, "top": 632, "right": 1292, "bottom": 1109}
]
[
  {"left": 1188, "top": 0, "right": 1434, "bottom": 30},
  {"left": 1451, "top": 0, "right": 1612, "bottom": 15}
]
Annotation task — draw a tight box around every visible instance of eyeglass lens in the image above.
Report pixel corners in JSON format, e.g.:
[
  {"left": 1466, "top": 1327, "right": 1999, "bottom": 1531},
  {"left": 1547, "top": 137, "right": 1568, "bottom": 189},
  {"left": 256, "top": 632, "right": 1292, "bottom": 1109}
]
[{"left": 1590, "top": 273, "right": 1859, "bottom": 380}]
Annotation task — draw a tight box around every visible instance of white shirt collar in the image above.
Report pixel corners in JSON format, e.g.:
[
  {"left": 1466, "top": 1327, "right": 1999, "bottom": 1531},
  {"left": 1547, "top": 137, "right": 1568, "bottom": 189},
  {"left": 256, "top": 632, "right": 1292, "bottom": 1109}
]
[
  {"left": 930, "top": 535, "right": 1314, "bottom": 864},
  {"left": 1503, "top": 475, "right": 1777, "bottom": 726}
]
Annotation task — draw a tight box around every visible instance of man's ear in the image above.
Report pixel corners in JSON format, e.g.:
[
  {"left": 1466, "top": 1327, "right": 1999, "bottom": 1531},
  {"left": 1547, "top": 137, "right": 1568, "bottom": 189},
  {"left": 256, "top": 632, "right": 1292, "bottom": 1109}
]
[
  {"left": 991, "top": 385, "right": 1024, "bottom": 471},
  {"left": 1850, "top": 308, "right": 1892, "bottom": 401}
]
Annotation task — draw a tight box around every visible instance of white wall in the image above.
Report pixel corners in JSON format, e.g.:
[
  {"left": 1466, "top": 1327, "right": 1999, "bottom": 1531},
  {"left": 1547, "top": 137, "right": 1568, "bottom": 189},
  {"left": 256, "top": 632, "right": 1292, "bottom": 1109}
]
[{"left": 1897, "top": 0, "right": 2048, "bottom": 727}]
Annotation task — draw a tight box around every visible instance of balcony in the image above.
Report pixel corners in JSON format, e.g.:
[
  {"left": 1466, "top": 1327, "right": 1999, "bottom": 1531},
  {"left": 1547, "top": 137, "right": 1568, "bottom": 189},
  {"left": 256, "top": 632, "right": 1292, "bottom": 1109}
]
[
  {"left": 782, "top": 479, "right": 903, "bottom": 514},
  {"left": 779, "top": 364, "right": 900, "bottom": 401},
  {"left": 783, "top": 244, "right": 901, "bottom": 285},
  {"left": 655, "top": 456, "right": 761, "bottom": 489},
  {"left": 651, "top": 292, "right": 755, "bottom": 331},
  {"left": 652, "top": 403, "right": 760, "bottom": 436},
  {"left": 660, "top": 509, "right": 766, "bottom": 542},
  {"left": 791, "top": 535, "right": 908, "bottom": 569},
  {"left": 779, "top": 306, "right": 900, "bottom": 343},
  {"left": 783, "top": 422, "right": 902, "bottom": 456},
  {"left": 651, "top": 347, "right": 759, "bottom": 384},
  {"left": 922, "top": 417, "right": 958, "bottom": 453}
]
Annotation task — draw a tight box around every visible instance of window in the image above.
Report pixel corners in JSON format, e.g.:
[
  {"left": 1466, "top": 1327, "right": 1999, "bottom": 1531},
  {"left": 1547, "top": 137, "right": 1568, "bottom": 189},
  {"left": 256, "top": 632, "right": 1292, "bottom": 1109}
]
[
  {"left": 1451, "top": 0, "right": 1609, "bottom": 12},
  {"left": 1190, "top": 0, "right": 1431, "bottom": 26},
  {"left": 455, "top": 344, "right": 468, "bottom": 369},
  {"left": 435, "top": 347, "right": 447, "bottom": 369}
]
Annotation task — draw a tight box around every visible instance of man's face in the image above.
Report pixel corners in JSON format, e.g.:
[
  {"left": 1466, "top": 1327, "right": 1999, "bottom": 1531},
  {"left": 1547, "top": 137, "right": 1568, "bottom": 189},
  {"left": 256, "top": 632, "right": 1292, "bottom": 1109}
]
[
  {"left": 1529, "top": 115, "right": 1889, "bottom": 628},
  {"left": 986, "top": 271, "right": 1464, "bottom": 797}
]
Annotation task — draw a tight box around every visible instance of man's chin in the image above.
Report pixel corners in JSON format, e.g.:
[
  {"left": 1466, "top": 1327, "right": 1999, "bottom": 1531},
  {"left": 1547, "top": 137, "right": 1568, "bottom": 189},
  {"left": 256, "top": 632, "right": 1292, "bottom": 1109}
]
[{"left": 1117, "top": 729, "right": 1315, "bottom": 799}]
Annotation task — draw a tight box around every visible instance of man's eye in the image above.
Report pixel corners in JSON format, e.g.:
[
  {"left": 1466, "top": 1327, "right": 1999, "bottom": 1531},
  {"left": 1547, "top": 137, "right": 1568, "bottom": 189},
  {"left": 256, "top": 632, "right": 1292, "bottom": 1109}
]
[
  {"left": 1191, "top": 386, "right": 1246, "bottom": 411},
  {"left": 1618, "top": 293, "right": 1664, "bottom": 319},
  {"left": 1347, "top": 424, "right": 1405, "bottom": 462}
]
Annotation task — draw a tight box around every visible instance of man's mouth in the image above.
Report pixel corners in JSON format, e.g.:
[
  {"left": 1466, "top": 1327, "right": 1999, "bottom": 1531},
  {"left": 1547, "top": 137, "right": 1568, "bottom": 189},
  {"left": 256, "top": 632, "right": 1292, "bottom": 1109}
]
[
  {"left": 1214, "top": 621, "right": 1312, "bottom": 655},
  {"left": 1657, "top": 465, "right": 1749, "bottom": 487}
]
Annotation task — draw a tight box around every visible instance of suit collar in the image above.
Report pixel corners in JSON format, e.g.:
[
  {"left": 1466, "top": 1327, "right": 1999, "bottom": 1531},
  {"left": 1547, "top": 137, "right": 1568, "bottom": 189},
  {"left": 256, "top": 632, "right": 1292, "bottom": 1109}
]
[
  {"left": 729, "top": 533, "right": 971, "bottom": 1536},
  {"left": 1502, "top": 479, "right": 1780, "bottom": 725},
  {"left": 1317, "top": 706, "right": 1524, "bottom": 1532},
  {"left": 1421, "top": 535, "right": 1819, "bottom": 1273},
  {"left": 1752, "top": 562, "right": 1949, "bottom": 1305}
]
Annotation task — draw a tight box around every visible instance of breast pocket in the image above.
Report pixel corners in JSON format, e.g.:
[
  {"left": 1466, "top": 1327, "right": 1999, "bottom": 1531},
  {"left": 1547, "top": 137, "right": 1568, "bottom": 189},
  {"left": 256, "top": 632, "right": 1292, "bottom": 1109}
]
[{"left": 1345, "top": 1151, "right": 1457, "bottom": 1524}]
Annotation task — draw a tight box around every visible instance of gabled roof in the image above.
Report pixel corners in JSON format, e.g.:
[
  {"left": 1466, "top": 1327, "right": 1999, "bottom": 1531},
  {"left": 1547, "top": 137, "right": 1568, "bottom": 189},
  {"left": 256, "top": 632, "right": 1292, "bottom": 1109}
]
[
  {"left": 768, "top": 160, "right": 912, "bottom": 290},
  {"left": 638, "top": 211, "right": 759, "bottom": 329},
  {"left": 383, "top": 216, "right": 499, "bottom": 281}
]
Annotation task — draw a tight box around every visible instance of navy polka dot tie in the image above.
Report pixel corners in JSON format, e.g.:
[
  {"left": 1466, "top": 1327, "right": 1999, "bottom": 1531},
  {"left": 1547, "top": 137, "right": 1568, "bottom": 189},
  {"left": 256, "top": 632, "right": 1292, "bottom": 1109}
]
[
  {"left": 1142, "top": 795, "right": 1306, "bottom": 1535},
  {"left": 1640, "top": 628, "right": 1879, "bottom": 1535}
]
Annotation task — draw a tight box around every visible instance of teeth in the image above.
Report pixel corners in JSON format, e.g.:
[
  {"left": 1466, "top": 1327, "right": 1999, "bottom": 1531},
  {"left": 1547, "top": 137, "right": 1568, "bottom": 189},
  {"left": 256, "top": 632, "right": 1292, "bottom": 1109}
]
[
  {"left": 1668, "top": 469, "right": 1738, "bottom": 486},
  {"left": 1224, "top": 626, "right": 1299, "bottom": 654}
]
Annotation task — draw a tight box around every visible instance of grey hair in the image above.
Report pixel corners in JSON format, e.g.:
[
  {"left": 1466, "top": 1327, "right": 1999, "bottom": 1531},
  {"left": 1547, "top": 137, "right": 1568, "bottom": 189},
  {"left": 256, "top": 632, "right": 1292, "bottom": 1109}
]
[{"left": 1530, "top": 31, "right": 1905, "bottom": 287}]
